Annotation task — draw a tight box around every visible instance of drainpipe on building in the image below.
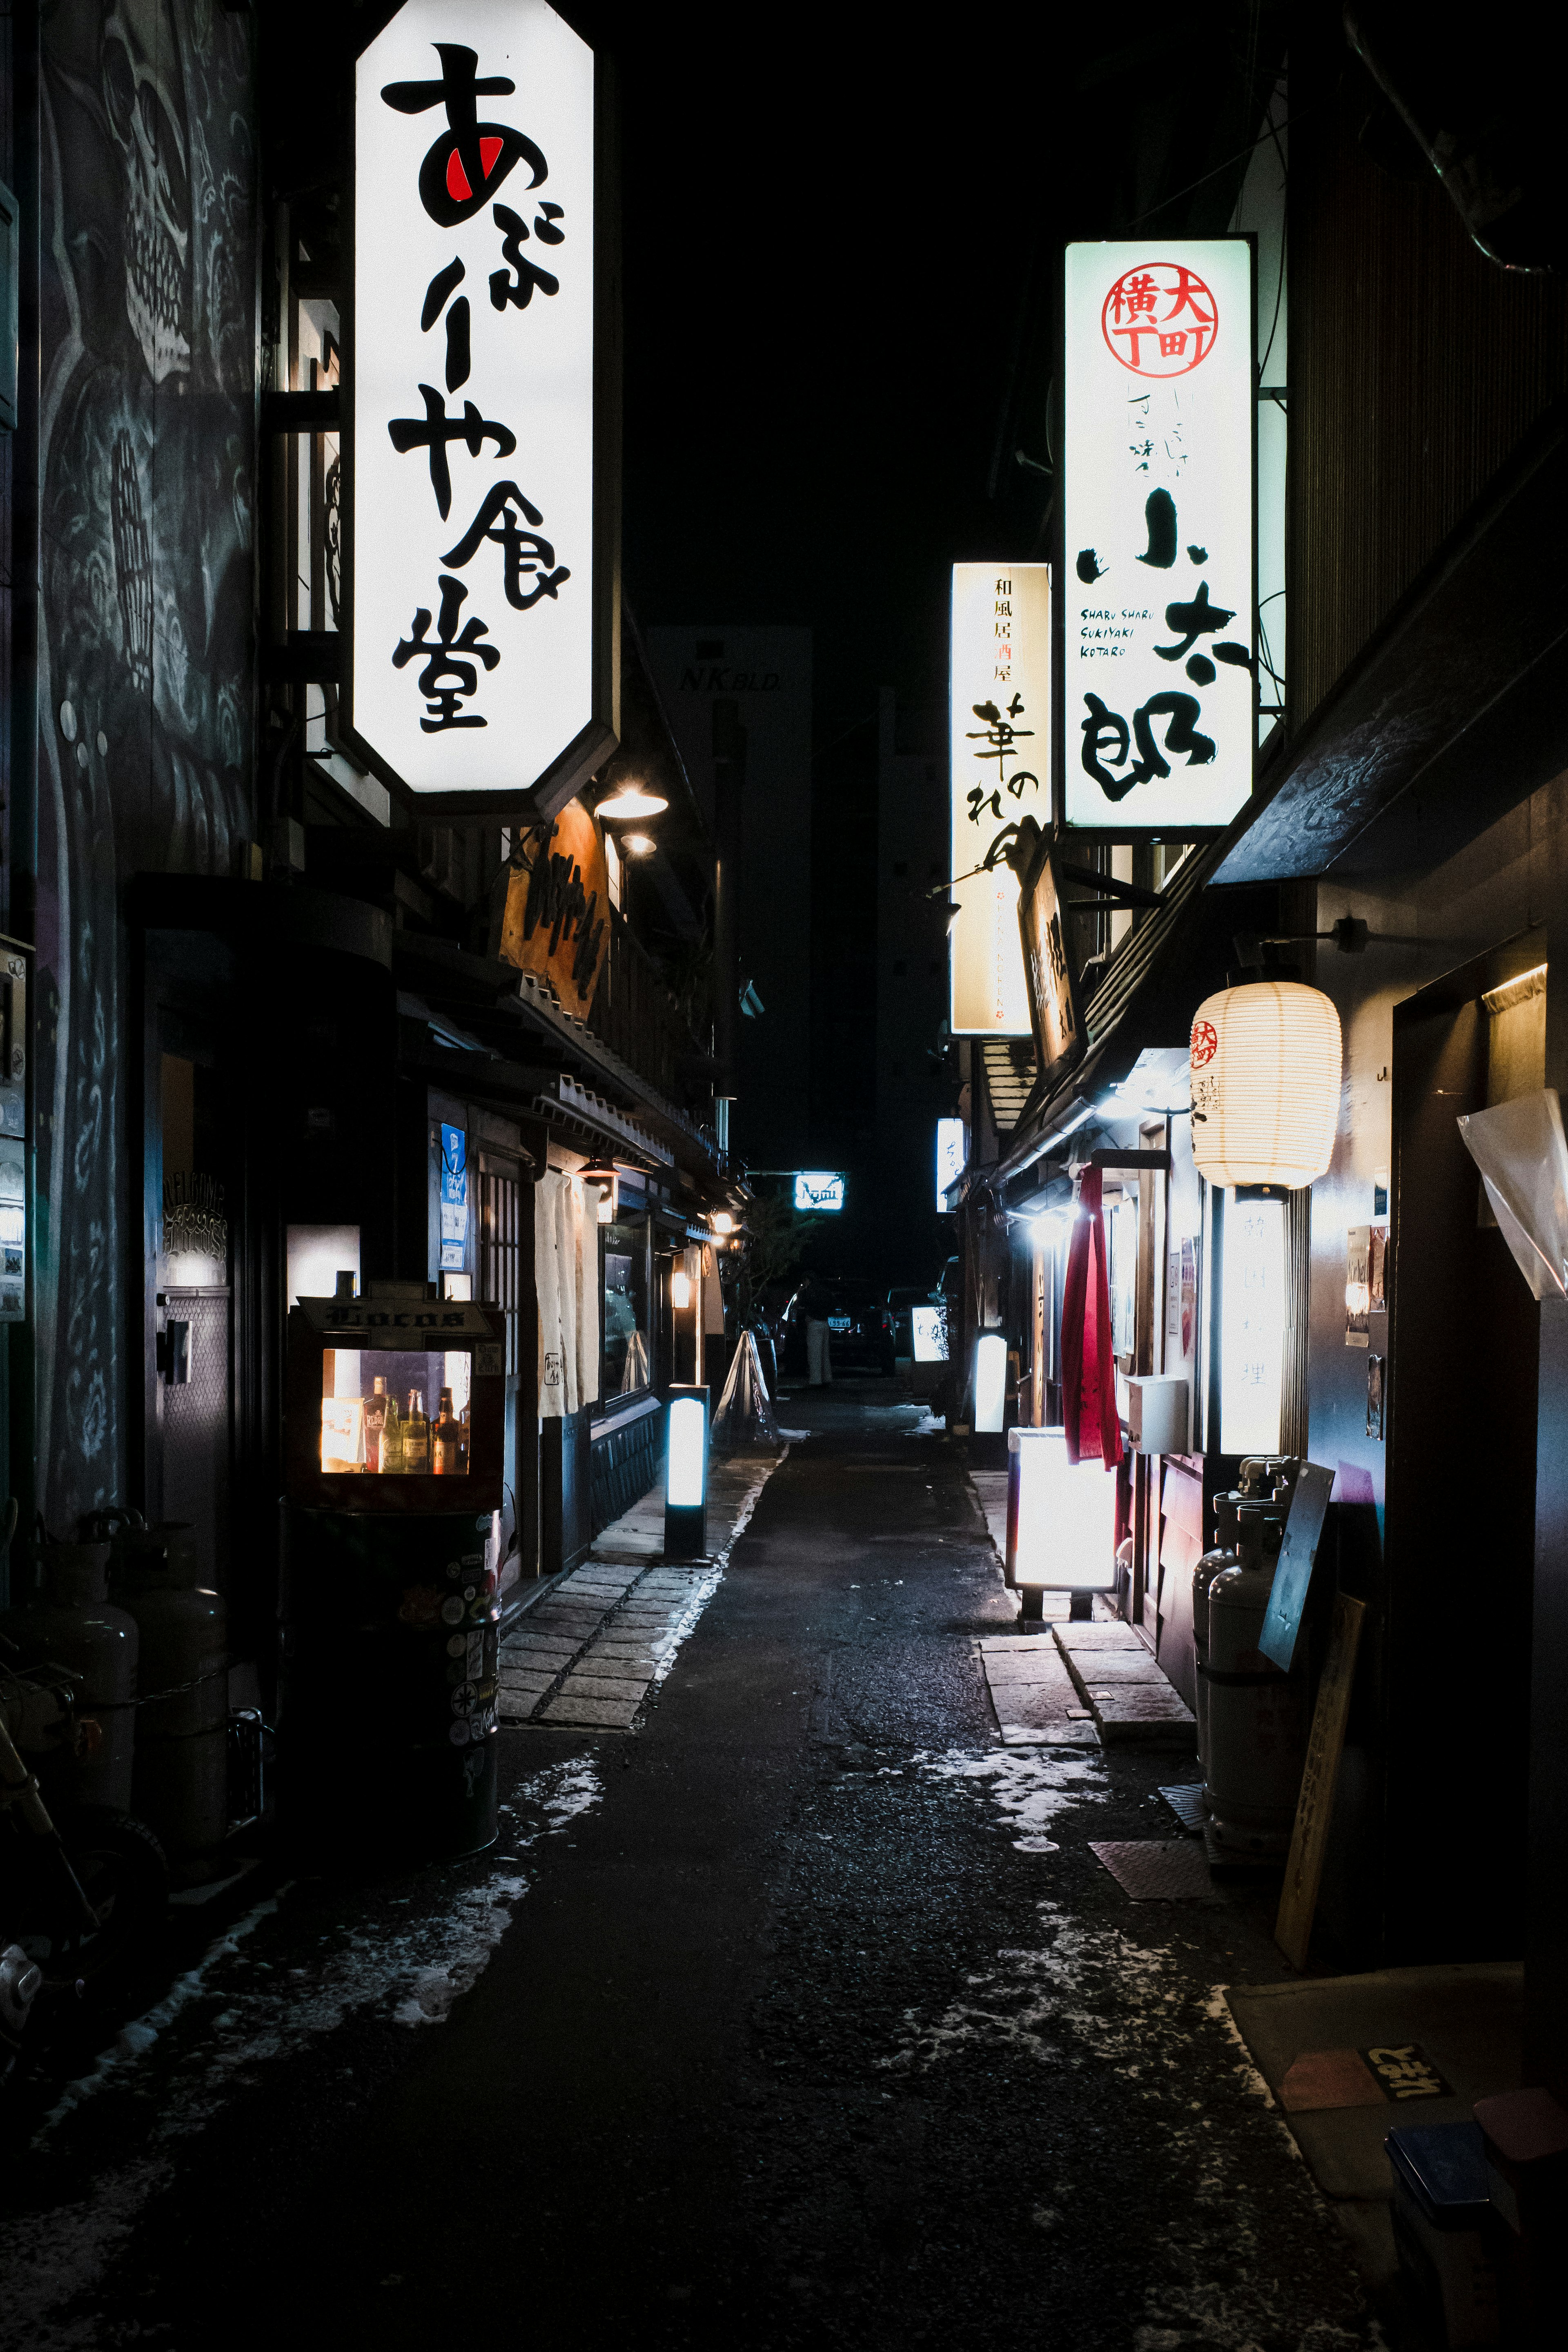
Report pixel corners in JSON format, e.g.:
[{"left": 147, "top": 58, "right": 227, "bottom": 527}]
[
  {"left": 4, "top": 7, "right": 44, "bottom": 1601},
  {"left": 711, "top": 698, "right": 745, "bottom": 1163}
]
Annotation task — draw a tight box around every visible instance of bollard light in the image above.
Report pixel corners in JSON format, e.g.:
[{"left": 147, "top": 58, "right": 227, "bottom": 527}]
[
  {"left": 1004, "top": 1427, "right": 1117, "bottom": 1598},
  {"left": 973, "top": 1331, "right": 1008, "bottom": 1435},
  {"left": 664, "top": 1384, "right": 710, "bottom": 1560}
]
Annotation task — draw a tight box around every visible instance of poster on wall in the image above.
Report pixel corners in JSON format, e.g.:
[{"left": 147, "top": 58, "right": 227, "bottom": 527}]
[
  {"left": 351, "top": 0, "right": 613, "bottom": 813},
  {"left": 949, "top": 563, "right": 1050, "bottom": 1035},
  {"left": 1063, "top": 240, "right": 1254, "bottom": 831}
]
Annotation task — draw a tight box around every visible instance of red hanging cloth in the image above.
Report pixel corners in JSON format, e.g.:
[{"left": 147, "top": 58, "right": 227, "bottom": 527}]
[{"left": 1060, "top": 1167, "right": 1123, "bottom": 1470}]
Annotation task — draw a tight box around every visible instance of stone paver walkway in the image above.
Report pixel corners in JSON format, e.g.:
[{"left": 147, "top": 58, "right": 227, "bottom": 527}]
[{"left": 497, "top": 1446, "right": 787, "bottom": 1730}]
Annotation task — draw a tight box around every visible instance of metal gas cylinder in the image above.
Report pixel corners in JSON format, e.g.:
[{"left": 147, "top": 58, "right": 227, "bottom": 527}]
[
  {"left": 1203, "top": 1494, "right": 1307, "bottom": 1857},
  {"left": 105, "top": 1517, "right": 229, "bottom": 1857},
  {"left": 1191, "top": 1490, "right": 1241, "bottom": 1778},
  {"left": 0, "top": 1541, "right": 139, "bottom": 1812}
]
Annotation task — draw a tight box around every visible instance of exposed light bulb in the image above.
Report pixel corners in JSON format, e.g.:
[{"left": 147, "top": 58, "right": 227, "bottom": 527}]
[{"left": 622, "top": 831, "right": 656, "bottom": 858}]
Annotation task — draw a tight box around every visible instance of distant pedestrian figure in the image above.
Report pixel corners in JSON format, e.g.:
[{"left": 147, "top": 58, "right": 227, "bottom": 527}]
[{"left": 801, "top": 1280, "right": 833, "bottom": 1386}]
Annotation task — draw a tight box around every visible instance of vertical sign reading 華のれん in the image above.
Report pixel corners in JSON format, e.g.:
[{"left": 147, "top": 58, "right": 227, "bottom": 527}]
[
  {"left": 1064, "top": 241, "right": 1254, "bottom": 830},
  {"left": 352, "top": 1, "right": 606, "bottom": 807},
  {"left": 949, "top": 563, "right": 1050, "bottom": 1036}
]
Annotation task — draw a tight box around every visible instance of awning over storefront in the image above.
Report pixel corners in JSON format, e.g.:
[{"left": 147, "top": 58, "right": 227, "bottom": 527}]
[{"left": 1216, "top": 401, "right": 1568, "bottom": 886}]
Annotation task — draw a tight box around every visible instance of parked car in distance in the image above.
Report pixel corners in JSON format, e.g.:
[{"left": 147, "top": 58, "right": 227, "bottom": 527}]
[{"left": 781, "top": 1278, "right": 897, "bottom": 1377}]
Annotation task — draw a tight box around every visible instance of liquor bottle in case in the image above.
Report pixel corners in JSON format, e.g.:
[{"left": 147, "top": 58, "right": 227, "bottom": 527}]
[
  {"left": 379, "top": 1388, "right": 405, "bottom": 1473},
  {"left": 433, "top": 1387, "right": 462, "bottom": 1476},
  {"left": 364, "top": 1376, "right": 392, "bottom": 1473},
  {"left": 403, "top": 1390, "right": 430, "bottom": 1473}
]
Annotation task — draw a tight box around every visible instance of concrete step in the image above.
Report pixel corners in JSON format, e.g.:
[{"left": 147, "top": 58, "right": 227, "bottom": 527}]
[{"left": 1053, "top": 1623, "right": 1196, "bottom": 1749}]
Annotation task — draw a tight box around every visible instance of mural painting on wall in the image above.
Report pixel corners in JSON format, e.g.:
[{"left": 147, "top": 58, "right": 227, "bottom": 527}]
[
  {"left": 36, "top": 2, "right": 256, "bottom": 1519},
  {"left": 496, "top": 798, "right": 610, "bottom": 1021}
]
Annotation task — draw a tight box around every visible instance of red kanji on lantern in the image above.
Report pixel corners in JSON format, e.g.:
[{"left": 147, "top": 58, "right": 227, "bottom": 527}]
[{"left": 1190, "top": 1017, "right": 1219, "bottom": 1067}]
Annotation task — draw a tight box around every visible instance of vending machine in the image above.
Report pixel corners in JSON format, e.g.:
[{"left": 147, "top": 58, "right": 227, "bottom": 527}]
[{"left": 279, "top": 1279, "right": 508, "bottom": 1858}]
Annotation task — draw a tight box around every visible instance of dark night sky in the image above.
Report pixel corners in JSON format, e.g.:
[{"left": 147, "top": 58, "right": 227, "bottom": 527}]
[{"left": 579, "top": 5, "right": 1064, "bottom": 749}]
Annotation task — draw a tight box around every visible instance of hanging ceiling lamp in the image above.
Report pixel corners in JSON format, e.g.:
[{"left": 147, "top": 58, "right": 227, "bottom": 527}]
[{"left": 1189, "top": 980, "right": 1342, "bottom": 1188}]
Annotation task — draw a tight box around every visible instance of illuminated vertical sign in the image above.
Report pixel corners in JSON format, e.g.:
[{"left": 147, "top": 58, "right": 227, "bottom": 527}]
[
  {"left": 1221, "top": 1192, "right": 1284, "bottom": 1455},
  {"left": 1064, "top": 241, "right": 1254, "bottom": 830},
  {"left": 935, "top": 1116, "right": 966, "bottom": 1211},
  {"left": 351, "top": 1, "right": 612, "bottom": 809},
  {"left": 949, "top": 563, "right": 1050, "bottom": 1036}
]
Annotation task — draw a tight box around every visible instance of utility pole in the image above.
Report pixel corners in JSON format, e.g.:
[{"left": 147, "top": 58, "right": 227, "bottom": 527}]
[{"left": 710, "top": 698, "right": 745, "bottom": 1161}]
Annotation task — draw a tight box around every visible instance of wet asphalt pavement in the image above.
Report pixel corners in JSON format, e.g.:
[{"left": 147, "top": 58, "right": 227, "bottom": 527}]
[{"left": 3, "top": 1381, "right": 1384, "bottom": 2352}]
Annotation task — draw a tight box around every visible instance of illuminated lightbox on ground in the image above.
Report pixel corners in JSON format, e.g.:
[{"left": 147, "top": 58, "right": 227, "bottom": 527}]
[
  {"left": 973, "top": 1332, "right": 1008, "bottom": 1434},
  {"left": 1004, "top": 1427, "right": 1118, "bottom": 1593},
  {"left": 664, "top": 1384, "right": 709, "bottom": 1560},
  {"left": 911, "top": 1306, "right": 947, "bottom": 1364}
]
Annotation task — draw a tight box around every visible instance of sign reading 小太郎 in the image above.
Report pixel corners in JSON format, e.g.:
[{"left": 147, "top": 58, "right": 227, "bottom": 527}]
[
  {"left": 1064, "top": 241, "right": 1254, "bottom": 831},
  {"left": 949, "top": 562, "right": 1050, "bottom": 1036},
  {"left": 350, "top": 1, "right": 611, "bottom": 813}
]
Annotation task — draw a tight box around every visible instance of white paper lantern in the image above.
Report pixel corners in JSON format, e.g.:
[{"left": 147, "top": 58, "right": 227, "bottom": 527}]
[{"left": 1188, "top": 981, "right": 1342, "bottom": 1187}]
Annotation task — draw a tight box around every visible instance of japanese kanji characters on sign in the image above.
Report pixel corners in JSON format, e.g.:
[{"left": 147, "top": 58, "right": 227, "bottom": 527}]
[
  {"left": 949, "top": 562, "right": 1050, "bottom": 1036},
  {"left": 1064, "top": 240, "right": 1255, "bottom": 830},
  {"left": 352, "top": 1, "right": 597, "bottom": 800}
]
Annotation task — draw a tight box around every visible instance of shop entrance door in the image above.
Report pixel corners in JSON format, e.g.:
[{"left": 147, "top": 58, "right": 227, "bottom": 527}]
[
  {"left": 1382, "top": 942, "right": 1543, "bottom": 1960},
  {"left": 145, "top": 1001, "right": 235, "bottom": 1599}
]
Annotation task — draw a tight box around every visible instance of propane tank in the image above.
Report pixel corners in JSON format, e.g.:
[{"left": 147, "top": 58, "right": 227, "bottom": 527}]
[
  {"left": 104, "top": 1517, "right": 229, "bottom": 1856},
  {"left": 1204, "top": 1494, "right": 1307, "bottom": 1856},
  {"left": 1191, "top": 1457, "right": 1295, "bottom": 1778},
  {"left": 1191, "top": 1492, "right": 1240, "bottom": 1779},
  {"left": 0, "top": 1541, "right": 139, "bottom": 1811}
]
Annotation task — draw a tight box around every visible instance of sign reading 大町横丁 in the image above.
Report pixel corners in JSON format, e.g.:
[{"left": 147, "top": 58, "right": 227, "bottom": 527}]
[
  {"left": 1064, "top": 241, "right": 1254, "bottom": 831},
  {"left": 351, "top": 1, "right": 607, "bottom": 808}
]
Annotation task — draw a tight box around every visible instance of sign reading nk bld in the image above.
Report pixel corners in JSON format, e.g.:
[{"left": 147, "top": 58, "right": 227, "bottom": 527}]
[
  {"left": 949, "top": 562, "right": 1049, "bottom": 1036},
  {"left": 1064, "top": 241, "right": 1254, "bottom": 830},
  {"left": 351, "top": 0, "right": 609, "bottom": 811}
]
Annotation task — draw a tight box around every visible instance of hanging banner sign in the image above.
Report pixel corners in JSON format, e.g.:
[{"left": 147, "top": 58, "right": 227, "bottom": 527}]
[
  {"left": 949, "top": 562, "right": 1050, "bottom": 1036},
  {"left": 1016, "top": 827, "right": 1085, "bottom": 1087},
  {"left": 351, "top": 0, "right": 611, "bottom": 811},
  {"left": 1063, "top": 239, "right": 1254, "bottom": 831}
]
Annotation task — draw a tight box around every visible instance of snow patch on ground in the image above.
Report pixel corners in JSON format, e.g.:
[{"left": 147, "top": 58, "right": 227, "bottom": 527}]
[
  {"left": 5, "top": 1758, "right": 603, "bottom": 2350},
  {"left": 886, "top": 1750, "right": 1381, "bottom": 2352},
  {"left": 915, "top": 1743, "right": 1105, "bottom": 1853}
]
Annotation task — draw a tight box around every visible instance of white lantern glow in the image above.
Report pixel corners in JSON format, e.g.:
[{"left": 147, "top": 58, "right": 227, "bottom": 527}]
[
  {"left": 1188, "top": 980, "right": 1342, "bottom": 1187},
  {"left": 973, "top": 1332, "right": 1008, "bottom": 1434}
]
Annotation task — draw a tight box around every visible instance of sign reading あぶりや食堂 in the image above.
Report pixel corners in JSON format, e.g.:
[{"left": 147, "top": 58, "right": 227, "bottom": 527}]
[
  {"left": 1064, "top": 241, "right": 1254, "bottom": 831},
  {"left": 350, "top": 1, "right": 609, "bottom": 811}
]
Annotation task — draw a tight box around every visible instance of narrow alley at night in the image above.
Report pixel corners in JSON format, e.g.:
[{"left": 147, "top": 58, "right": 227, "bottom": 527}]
[{"left": 2, "top": 3, "right": 1567, "bottom": 2347}]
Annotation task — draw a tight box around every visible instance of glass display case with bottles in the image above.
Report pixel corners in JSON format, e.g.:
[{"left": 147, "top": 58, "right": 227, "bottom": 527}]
[{"left": 285, "top": 1281, "right": 506, "bottom": 1514}]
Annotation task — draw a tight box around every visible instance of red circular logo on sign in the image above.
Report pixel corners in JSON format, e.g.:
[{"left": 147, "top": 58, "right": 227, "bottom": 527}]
[
  {"left": 1190, "top": 1018, "right": 1219, "bottom": 1067},
  {"left": 1102, "top": 262, "right": 1219, "bottom": 379}
]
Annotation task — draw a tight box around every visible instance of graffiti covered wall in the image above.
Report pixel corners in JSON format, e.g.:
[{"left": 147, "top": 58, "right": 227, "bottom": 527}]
[{"left": 35, "top": 1, "right": 256, "bottom": 1526}]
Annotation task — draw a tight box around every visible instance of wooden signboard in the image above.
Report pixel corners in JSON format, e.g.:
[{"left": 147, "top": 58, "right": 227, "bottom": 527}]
[
  {"left": 1016, "top": 825, "right": 1087, "bottom": 1089},
  {"left": 497, "top": 797, "right": 610, "bottom": 1020},
  {"left": 1276, "top": 1592, "right": 1366, "bottom": 1968}
]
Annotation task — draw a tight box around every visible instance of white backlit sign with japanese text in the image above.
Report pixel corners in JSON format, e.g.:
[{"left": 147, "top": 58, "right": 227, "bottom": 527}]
[
  {"left": 949, "top": 563, "right": 1049, "bottom": 1036},
  {"left": 352, "top": 0, "right": 595, "bottom": 797},
  {"left": 1221, "top": 1192, "right": 1284, "bottom": 1455},
  {"left": 1064, "top": 240, "right": 1254, "bottom": 830},
  {"left": 935, "top": 1115, "right": 966, "bottom": 1210}
]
